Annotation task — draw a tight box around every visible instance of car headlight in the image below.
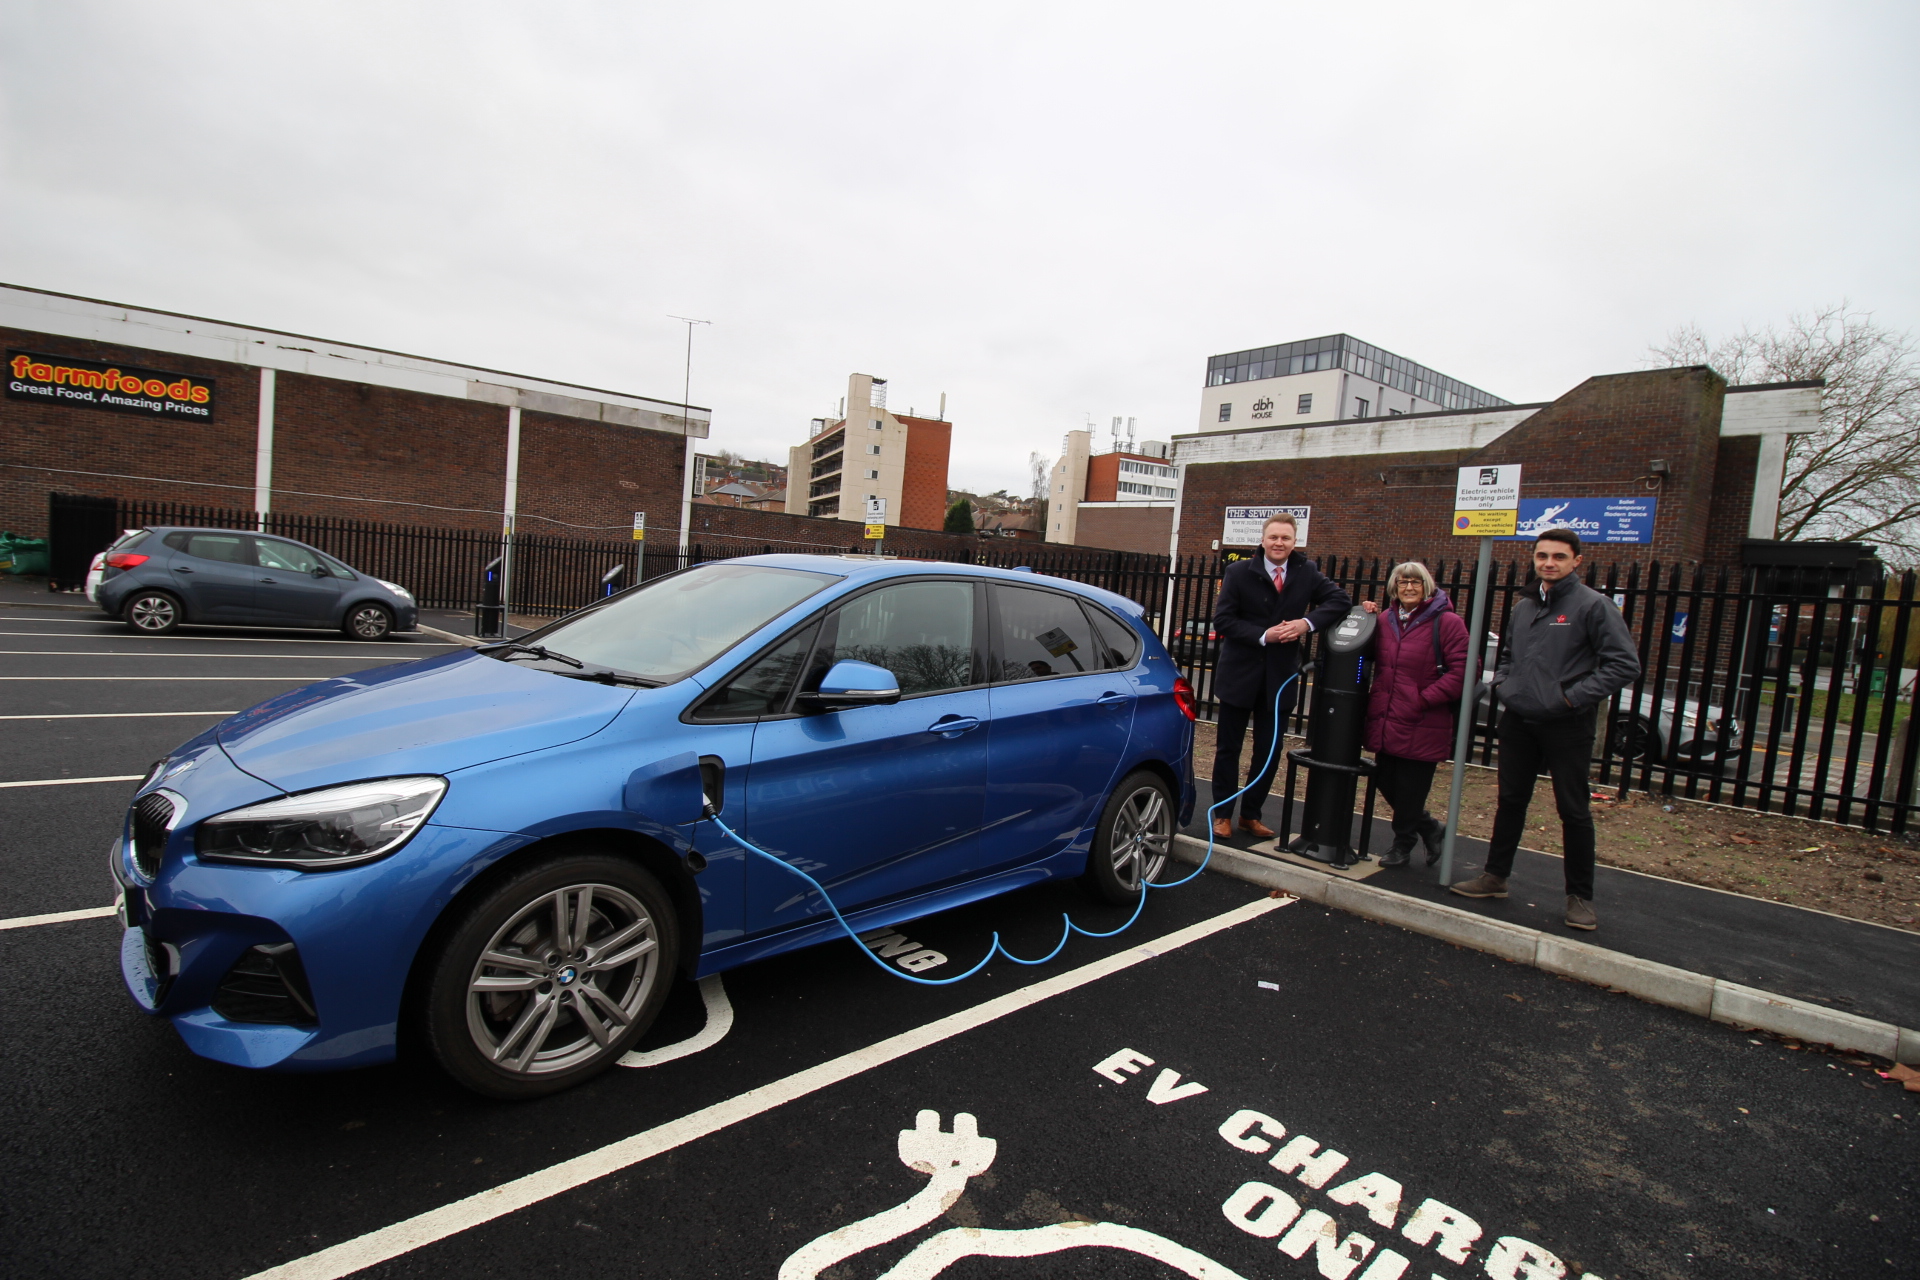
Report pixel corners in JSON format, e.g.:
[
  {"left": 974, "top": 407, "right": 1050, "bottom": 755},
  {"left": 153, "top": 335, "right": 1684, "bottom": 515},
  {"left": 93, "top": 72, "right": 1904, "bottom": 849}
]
[
  {"left": 196, "top": 776, "right": 446, "bottom": 869},
  {"left": 376, "top": 579, "right": 414, "bottom": 601}
]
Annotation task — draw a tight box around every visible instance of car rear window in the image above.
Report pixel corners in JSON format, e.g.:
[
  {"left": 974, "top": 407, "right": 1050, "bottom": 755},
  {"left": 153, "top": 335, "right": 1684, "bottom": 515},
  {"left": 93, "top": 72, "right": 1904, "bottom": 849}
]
[
  {"left": 180, "top": 533, "right": 250, "bottom": 564},
  {"left": 528, "top": 562, "right": 839, "bottom": 683},
  {"left": 1085, "top": 604, "right": 1142, "bottom": 669}
]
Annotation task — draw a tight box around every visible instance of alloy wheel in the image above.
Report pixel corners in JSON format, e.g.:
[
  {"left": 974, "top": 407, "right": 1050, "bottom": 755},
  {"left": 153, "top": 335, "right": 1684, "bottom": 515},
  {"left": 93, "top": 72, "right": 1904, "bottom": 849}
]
[
  {"left": 349, "top": 605, "right": 391, "bottom": 640},
  {"left": 464, "top": 883, "right": 662, "bottom": 1076},
  {"left": 129, "top": 596, "right": 176, "bottom": 632},
  {"left": 1107, "top": 785, "right": 1171, "bottom": 891}
]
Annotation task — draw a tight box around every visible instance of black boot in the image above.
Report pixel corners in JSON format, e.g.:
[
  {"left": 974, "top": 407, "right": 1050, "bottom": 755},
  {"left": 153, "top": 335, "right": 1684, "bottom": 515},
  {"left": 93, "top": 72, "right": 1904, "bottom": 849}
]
[
  {"left": 1418, "top": 814, "right": 1445, "bottom": 865},
  {"left": 1379, "top": 833, "right": 1416, "bottom": 867}
]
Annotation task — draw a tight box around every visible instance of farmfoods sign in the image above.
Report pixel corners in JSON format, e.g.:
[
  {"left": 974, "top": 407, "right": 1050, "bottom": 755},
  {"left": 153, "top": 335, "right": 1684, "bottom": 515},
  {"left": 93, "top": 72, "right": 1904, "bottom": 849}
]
[{"left": 7, "top": 351, "right": 215, "bottom": 419}]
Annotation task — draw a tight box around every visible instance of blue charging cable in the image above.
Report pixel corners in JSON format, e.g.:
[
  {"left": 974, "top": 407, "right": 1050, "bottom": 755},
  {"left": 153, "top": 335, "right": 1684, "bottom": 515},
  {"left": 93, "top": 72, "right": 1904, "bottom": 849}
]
[{"left": 704, "top": 671, "right": 1298, "bottom": 987}]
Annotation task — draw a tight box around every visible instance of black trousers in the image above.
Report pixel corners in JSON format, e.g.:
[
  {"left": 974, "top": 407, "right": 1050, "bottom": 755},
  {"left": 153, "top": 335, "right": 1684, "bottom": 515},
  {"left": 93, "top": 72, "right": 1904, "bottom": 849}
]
[
  {"left": 1485, "top": 708, "right": 1598, "bottom": 900},
  {"left": 1211, "top": 684, "right": 1296, "bottom": 820},
  {"left": 1372, "top": 752, "right": 1439, "bottom": 840}
]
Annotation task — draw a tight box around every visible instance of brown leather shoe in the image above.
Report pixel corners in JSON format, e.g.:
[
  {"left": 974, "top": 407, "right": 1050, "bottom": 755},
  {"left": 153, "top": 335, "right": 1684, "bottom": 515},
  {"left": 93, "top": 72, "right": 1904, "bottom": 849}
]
[
  {"left": 1238, "top": 818, "right": 1277, "bottom": 839},
  {"left": 1565, "top": 896, "right": 1597, "bottom": 931},
  {"left": 1212, "top": 817, "right": 1234, "bottom": 840}
]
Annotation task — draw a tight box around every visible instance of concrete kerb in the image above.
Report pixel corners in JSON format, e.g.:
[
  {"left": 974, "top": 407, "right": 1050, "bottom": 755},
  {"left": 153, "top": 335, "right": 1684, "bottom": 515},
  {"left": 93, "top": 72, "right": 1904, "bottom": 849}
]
[{"left": 1173, "top": 834, "right": 1920, "bottom": 1063}]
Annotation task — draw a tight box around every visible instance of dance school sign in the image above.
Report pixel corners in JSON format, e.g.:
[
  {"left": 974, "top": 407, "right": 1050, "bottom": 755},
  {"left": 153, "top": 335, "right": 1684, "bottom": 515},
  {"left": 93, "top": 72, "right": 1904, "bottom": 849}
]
[{"left": 8, "top": 351, "right": 216, "bottom": 420}]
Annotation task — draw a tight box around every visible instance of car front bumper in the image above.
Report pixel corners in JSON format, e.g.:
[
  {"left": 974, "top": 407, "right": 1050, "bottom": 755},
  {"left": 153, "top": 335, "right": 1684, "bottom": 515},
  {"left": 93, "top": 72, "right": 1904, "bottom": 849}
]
[{"left": 111, "top": 821, "right": 523, "bottom": 1071}]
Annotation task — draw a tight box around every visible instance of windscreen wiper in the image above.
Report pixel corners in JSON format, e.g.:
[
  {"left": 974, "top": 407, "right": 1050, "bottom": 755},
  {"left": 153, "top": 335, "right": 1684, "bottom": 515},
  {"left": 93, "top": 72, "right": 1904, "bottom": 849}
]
[
  {"left": 554, "top": 666, "right": 661, "bottom": 688},
  {"left": 476, "top": 641, "right": 585, "bottom": 669}
]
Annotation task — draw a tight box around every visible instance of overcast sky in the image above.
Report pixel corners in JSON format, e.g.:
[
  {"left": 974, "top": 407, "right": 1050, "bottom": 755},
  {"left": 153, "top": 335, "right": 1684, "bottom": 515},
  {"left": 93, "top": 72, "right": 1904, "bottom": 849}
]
[{"left": 4, "top": 2, "right": 1915, "bottom": 496}]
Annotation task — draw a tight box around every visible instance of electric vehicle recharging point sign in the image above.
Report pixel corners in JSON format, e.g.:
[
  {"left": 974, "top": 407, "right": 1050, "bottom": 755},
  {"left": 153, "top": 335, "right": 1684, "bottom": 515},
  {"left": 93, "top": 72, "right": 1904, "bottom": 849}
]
[
  {"left": 1452, "top": 464, "right": 1521, "bottom": 536},
  {"left": 865, "top": 496, "right": 886, "bottom": 541},
  {"left": 632, "top": 511, "right": 646, "bottom": 542}
]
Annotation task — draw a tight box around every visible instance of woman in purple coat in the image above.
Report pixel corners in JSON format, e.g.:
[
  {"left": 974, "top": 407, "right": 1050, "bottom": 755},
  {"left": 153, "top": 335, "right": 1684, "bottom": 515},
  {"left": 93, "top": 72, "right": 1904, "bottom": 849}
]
[{"left": 1361, "top": 562, "right": 1471, "bottom": 867}]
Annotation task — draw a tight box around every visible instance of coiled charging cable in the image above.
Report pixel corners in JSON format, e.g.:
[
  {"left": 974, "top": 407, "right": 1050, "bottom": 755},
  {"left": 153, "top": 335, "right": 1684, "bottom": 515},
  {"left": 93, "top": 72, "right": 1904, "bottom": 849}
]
[{"left": 705, "top": 671, "right": 1298, "bottom": 987}]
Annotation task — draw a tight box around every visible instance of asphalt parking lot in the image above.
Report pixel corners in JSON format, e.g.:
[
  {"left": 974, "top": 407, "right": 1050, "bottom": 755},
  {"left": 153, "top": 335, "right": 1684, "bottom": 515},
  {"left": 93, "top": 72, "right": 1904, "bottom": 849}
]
[{"left": 3, "top": 599, "right": 1916, "bottom": 1280}]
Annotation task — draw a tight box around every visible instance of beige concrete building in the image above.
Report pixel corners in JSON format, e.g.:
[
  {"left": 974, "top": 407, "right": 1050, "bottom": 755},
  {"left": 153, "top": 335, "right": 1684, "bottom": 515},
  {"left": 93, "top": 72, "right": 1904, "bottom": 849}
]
[{"left": 786, "top": 373, "right": 952, "bottom": 530}]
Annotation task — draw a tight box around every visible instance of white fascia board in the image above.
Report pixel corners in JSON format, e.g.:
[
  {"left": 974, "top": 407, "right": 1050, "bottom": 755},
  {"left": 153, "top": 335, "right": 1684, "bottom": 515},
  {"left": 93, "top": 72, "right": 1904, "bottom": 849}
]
[
  {"left": 1173, "top": 406, "right": 1539, "bottom": 465},
  {"left": 0, "top": 285, "right": 708, "bottom": 431},
  {"left": 1077, "top": 500, "right": 1177, "bottom": 509},
  {"left": 1720, "top": 384, "right": 1821, "bottom": 436}
]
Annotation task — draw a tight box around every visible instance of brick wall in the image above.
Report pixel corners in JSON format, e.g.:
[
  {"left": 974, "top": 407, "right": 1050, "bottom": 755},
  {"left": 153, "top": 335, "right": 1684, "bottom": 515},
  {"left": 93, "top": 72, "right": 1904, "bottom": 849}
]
[
  {"left": 685, "top": 501, "right": 1131, "bottom": 566},
  {"left": 1075, "top": 505, "right": 1173, "bottom": 555},
  {"left": 1177, "top": 367, "right": 1740, "bottom": 576},
  {"left": 269, "top": 371, "right": 507, "bottom": 531},
  {"left": 517, "top": 410, "right": 686, "bottom": 541},
  {"left": 0, "top": 324, "right": 692, "bottom": 543},
  {"left": 898, "top": 414, "right": 951, "bottom": 531},
  {"left": 0, "top": 325, "right": 259, "bottom": 535}
]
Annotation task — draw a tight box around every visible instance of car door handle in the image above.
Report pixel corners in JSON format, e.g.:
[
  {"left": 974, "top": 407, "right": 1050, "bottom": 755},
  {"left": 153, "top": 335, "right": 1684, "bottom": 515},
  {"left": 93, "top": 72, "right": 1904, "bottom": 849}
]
[
  {"left": 928, "top": 716, "right": 981, "bottom": 736},
  {"left": 174, "top": 566, "right": 194, "bottom": 573},
  {"left": 260, "top": 577, "right": 278, "bottom": 584},
  {"left": 1096, "top": 692, "right": 1131, "bottom": 708}
]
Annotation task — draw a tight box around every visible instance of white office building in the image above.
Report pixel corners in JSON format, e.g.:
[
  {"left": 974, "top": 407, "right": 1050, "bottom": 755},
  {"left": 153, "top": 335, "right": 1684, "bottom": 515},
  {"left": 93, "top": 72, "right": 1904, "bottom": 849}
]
[{"left": 1199, "top": 333, "right": 1508, "bottom": 432}]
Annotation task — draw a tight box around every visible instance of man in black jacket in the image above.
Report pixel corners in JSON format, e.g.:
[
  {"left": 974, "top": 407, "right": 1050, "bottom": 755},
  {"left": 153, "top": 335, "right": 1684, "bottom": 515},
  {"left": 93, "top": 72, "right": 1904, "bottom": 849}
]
[
  {"left": 1450, "top": 527, "right": 1640, "bottom": 930},
  {"left": 1210, "top": 514, "right": 1352, "bottom": 840}
]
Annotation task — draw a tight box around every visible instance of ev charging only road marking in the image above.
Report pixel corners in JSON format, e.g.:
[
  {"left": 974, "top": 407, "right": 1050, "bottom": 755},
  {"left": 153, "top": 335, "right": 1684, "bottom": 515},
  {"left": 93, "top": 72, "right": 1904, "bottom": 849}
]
[
  {"left": 620, "top": 976, "right": 735, "bottom": 1068},
  {"left": 239, "top": 895, "right": 1293, "bottom": 1280},
  {"left": 1091, "top": 1045, "right": 1594, "bottom": 1280}
]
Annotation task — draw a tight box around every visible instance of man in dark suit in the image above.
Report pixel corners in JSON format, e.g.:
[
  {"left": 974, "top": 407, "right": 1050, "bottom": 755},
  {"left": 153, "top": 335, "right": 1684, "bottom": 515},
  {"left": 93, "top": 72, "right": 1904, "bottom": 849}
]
[{"left": 1210, "top": 513, "right": 1352, "bottom": 840}]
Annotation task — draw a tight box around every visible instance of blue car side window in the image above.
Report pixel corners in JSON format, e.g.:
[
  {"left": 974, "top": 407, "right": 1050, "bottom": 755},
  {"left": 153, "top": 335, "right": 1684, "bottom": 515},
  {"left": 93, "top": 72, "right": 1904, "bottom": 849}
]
[
  {"left": 810, "top": 581, "right": 976, "bottom": 697},
  {"left": 992, "top": 585, "right": 1100, "bottom": 681},
  {"left": 1082, "top": 602, "right": 1141, "bottom": 669},
  {"left": 692, "top": 621, "right": 820, "bottom": 721}
]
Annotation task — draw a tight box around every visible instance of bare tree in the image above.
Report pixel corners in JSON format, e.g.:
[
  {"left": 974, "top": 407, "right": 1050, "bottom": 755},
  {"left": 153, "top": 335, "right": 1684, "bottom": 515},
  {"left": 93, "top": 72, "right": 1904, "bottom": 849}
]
[
  {"left": 1650, "top": 304, "right": 1920, "bottom": 562},
  {"left": 1028, "top": 450, "right": 1051, "bottom": 537}
]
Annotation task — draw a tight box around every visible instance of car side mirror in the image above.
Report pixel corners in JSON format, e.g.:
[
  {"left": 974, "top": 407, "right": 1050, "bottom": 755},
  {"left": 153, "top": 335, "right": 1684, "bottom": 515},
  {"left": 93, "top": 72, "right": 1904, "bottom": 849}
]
[
  {"left": 311, "top": 566, "right": 330, "bottom": 578},
  {"left": 797, "top": 659, "right": 900, "bottom": 711}
]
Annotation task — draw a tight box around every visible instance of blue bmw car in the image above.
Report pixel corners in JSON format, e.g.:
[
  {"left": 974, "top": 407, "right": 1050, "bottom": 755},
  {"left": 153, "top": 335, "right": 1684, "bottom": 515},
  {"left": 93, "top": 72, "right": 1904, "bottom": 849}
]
[{"left": 113, "top": 555, "right": 1197, "bottom": 1097}]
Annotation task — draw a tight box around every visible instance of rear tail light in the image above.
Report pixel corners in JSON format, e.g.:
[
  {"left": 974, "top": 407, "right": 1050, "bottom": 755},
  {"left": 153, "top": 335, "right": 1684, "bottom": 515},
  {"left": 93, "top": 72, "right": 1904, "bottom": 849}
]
[
  {"left": 1173, "top": 676, "right": 1198, "bottom": 721},
  {"left": 105, "top": 553, "right": 150, "bottom": 569}
]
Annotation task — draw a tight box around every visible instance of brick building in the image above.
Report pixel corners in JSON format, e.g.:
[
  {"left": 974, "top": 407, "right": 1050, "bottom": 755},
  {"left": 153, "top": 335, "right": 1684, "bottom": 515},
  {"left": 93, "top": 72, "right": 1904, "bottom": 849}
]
[
  {"left": 1046, "top": 426, "right": 1178, "bottom": 554},
  {"left": 785, "top": 373, "right": 951, "bottom": 530},
  {"left": 1171, "top": 367, "right": 1820, "bottom": 570},
  {"left": 0, "top": 283, "right": 708, "bottom": 543}
]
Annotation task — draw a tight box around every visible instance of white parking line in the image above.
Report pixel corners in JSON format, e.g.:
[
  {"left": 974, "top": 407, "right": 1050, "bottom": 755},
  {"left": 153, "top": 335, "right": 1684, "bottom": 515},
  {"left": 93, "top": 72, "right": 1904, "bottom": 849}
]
[
  {"left": 241, "top": 895, "right": 1292, "bottom": 1280},
  {"left": 0, "top": 775, "right": 145, "bottom": 788},
  {"left": 0, "top": 711, "right": 236, "bottom": 720},
  {"left": 0, "top": 651, "right": 413, "bottom": 659},
  {"left": 0, "top": 632, "right": 455, "bottom": 646},
  {"left": 0, "top": 904, "right": 118, "bottom": 930}
]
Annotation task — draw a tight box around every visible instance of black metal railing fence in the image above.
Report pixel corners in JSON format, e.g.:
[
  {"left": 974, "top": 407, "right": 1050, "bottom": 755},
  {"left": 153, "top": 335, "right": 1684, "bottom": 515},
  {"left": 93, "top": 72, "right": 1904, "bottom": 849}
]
[{"left": 62, "top": 492, "right": 1920, "bottom": 833}]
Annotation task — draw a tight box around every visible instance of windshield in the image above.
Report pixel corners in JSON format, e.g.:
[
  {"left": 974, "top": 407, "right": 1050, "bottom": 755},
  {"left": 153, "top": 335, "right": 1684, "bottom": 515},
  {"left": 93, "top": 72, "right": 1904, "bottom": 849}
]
[{"left": 522, "top": 563, "right": 839, "bottom": 683}]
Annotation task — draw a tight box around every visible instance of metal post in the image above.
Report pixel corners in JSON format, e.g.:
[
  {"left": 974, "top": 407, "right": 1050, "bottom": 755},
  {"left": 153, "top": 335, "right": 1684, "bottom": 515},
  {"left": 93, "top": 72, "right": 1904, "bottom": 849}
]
[{"left": 1437, "top": 535, "right": 1493, "bottom": 885}]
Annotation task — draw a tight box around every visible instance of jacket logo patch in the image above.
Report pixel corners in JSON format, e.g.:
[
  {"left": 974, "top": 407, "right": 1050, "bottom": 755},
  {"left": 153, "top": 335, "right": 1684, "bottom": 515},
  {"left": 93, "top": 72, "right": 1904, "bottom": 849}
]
[{"left": 1553, "top": 614, "right": 1568, "bottom": 624}]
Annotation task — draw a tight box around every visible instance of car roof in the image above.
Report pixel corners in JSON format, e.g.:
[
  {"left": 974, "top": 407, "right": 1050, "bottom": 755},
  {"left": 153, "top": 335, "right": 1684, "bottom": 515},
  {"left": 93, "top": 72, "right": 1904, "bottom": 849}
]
[{"left": 719, "top": 553, "right": 1145, "bottom": 618}]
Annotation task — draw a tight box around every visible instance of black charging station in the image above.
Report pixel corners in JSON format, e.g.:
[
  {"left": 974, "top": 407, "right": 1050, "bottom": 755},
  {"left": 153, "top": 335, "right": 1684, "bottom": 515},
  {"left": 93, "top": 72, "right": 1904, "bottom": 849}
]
[{"left": 1280, "top": 605, "right": 1381, "bottom": 869}]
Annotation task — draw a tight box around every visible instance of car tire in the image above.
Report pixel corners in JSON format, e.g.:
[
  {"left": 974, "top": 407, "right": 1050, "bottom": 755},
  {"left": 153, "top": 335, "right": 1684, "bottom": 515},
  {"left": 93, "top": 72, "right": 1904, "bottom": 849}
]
[
  {"left": 1607, "top": 714, "right": 1657, "bottom": 762},
  {"left": 123, "top": 590, "right": 184, "bottom": 635},
  {"left": 422, "top": 852, "right": 678, "bottom": 1099},
  {"left": 343, "top": 602, "right": 393, "bottom": 641},
  {"left": 1082, "top": 770, "right": 1174, "bottom": 906}
]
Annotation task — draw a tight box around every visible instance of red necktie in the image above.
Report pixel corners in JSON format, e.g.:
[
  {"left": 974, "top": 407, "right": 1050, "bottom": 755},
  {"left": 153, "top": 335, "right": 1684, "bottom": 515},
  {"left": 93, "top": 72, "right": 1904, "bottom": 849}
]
[{"left": 1273, "top": 563, "right": 1286, "bottom": 594}]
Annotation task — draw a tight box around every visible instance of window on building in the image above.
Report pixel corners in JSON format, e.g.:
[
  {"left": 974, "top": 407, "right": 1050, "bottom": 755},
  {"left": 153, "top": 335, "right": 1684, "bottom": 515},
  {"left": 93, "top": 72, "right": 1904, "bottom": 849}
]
[
  {"left": 871, "top": 419, "right": 884, "bottom": 430},
  {"left": 869, "top": 443, "right": 881, "bottom": 455},
  {"left": 1296, "top": 394, "right": 1313, "bottom": 414},
  {"left": 866, "top": 469, "right": 880, "bottom": 479},
  {"left": 1355, "top": 398, "right": 1370, "bottom": 418},
  {"left": 1218, "top": 403, "right": 1232, "bottom": 422}
]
